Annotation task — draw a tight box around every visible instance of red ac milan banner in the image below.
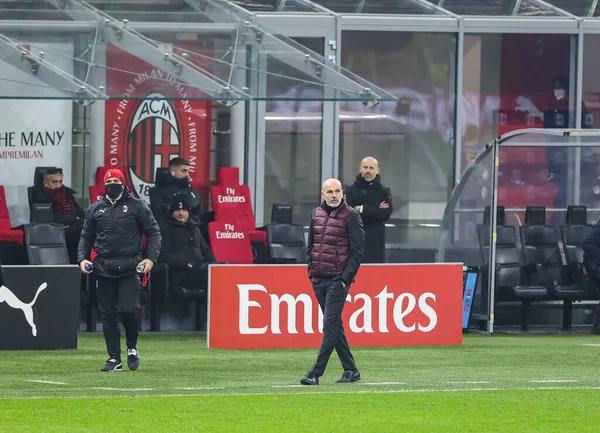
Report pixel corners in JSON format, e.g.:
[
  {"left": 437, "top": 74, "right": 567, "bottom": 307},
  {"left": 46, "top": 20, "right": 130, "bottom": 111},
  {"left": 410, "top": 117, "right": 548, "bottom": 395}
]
[{"left": 104, "top": 43, "right": 213, "bottom": 202}]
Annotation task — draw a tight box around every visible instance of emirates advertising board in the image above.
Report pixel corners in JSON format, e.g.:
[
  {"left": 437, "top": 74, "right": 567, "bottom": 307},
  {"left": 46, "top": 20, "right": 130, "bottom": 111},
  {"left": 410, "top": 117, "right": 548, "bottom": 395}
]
[{"left": 208, "top": 264, "right": 463, "bottom": 349}]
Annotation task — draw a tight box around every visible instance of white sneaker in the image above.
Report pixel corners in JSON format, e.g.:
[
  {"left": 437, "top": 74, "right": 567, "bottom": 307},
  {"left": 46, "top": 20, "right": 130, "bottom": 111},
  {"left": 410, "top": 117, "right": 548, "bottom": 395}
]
[{"left": 127, "top": 348, "right": 140, "bottom": 371}]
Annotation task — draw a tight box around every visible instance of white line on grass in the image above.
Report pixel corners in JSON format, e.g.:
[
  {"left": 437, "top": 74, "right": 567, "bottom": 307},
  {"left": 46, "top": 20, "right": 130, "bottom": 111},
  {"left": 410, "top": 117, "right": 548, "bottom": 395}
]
[
  {"left": 173, "top": 387, "right": 225, "bottom": 390},
  {"left": 359, "top": 382, "right": 405, "bottom": 386},
  {"left": 581, "top": 344, "right": 600, "bottom": 347},
  {"left": 529, "top": 380, "right": 578, "bottom": 383},
  {"left": 91, "top": 387, "right": 156, "bottom": 391},
  {"left": 447, "top": 381, "right": 490, "bottom": 384},
  {"left": 27, "top": 380, "right": 68, "bottom": 385},
  {"left": 5, "top": 385, "right": 600, "bottom": 400}
]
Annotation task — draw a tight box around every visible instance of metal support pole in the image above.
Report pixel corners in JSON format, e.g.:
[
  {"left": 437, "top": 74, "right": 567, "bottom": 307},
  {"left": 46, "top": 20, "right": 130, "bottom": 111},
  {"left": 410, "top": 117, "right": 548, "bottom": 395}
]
[
  {"left": 453, "top": 19, "right": 464, "bottom": 242},
  {"left": 487, "top": 138, "right": 500, "bottom": 334},
  {"left": 230, "top": 48, "right": 247, "bottom": 184},
  {"left": 574, "top": 23, "right": 584, "bottom": 205}
]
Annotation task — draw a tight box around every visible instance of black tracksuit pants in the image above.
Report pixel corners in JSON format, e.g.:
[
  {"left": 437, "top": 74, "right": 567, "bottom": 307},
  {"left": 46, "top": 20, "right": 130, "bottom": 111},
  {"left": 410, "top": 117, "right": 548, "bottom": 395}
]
[
  {"left": 310, "top": 277, "right": 357, "bottom": 376},
  {"left": 96, "top": 274, "right": 141, "bottom": 361}
]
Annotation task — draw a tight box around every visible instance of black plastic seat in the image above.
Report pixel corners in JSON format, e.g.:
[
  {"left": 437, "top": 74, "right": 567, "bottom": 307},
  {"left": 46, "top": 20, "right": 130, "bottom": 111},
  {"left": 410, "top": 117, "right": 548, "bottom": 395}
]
[
  {"left": 478, "top": 206, "right": 548, "bottom": 330},
  {"left": 561, "top": 205, "right": 597, "bottom": 299},
  {"left": 520, "top": 206, "right": 587, "bottom": 300},
  {"left": 266, "top": 224, "right": 307, "bottom": 264},
  {"left": 24, "top": 223, "right": 69, "bottom": 265},
  {"left": 149, "top": 263, "right": 207, "bottom": 332}
]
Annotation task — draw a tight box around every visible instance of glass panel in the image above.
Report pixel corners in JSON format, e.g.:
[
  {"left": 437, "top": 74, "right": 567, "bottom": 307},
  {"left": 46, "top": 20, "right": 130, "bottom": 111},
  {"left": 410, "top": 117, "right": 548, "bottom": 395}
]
[
  {"left": 544, "top": 0, "right": 593, "bottom": 16},
  {"left": 0, "top": 0, "right": 397, "bottom": 103},
  {"left": 438, "top": 131, "right": 600, "bottom": 322},
  {"left": 231, "top": 0, "right": 327, "bottom": 12},
  {"left": 265, "top": 38, "right": 324, "bottom": 224},
  {"left": 462, "top": 34, "right": 576, "bottom": 227},
  {"left": 517, "top": 0, "right": 562, "bottom": 16},
  {"left": 312, "top": 0, "right": 444, "bottom": 14},
  {"left": 361, "top": 0, "right": 446, "bottom": 14},
  {"left": 580, "top": 34, "right": 600, "bottom": 209},
  {"left": 435, "top": 0, "right": 516, "bottom": 15},
  {"left": 311, "top": 0, "right": 362, "bottom": 13},
  {"left": 431, "top": 0, "right": 565, "bottom": 16},
  {"left": 340, "top": 31, "right": 457, "bottom": 245}
]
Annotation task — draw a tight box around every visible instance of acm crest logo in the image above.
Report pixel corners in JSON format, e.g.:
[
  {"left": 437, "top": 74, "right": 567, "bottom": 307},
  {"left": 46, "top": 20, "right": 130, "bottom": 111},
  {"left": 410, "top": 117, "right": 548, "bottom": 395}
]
[{"left": 124, "top": 92, "right": 183, "bottom": 201}]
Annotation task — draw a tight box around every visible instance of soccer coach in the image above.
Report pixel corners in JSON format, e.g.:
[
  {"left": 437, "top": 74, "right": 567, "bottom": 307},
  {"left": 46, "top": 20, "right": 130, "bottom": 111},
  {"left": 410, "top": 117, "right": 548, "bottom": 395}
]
[
  {"left": 300, "top": 178, "right": 365, "bottom": 385},
  {"left": 78, "top": 169, "right": 161, "bottom": 372}
]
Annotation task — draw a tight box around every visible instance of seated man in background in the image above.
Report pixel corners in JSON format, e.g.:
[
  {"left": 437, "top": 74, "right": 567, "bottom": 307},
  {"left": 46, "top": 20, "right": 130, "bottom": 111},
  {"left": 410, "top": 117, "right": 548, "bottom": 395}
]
[
  {"left": 150, "top": 157, "right": 204, "bottom": 225},
  {"left": 582, "top": 224, "right": 600, "bottom": 334},
  {"left": 159, "top": 194, "right": 217, "bottom": 292},
  {"left": 30, "top": 167, "right": 84, "bottom": 264}
]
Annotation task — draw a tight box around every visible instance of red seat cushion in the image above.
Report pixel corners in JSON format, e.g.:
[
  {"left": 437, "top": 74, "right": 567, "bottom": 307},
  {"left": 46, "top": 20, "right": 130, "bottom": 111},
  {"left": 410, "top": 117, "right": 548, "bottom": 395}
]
[
  {"left": 0, "top": 230, "right": 23, "bottom": 245},
  {"left": 208, "top": 221, "right": 253, "bottom": 264},
  {"left": 216, "top": 167, "right": 240, "bottom": 187}
]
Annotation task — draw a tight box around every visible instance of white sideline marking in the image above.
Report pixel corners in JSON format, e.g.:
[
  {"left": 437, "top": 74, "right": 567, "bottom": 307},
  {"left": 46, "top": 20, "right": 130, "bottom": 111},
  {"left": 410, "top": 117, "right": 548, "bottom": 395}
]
[
  {"left": 27, "top": 380, "right": 68, "bottom": 385},
  {"left": 447, "top": 381, "right": 490, "bottom": 384},
  {"left": 173, "top": 387, "right": 225, "bottom": 390},
  {"left": 92, "top": 387, "right": 156, "bottom": 391},
  {"left": 581, "top": 344, "right": 600, "bottom": 347},
  {"left": 530, "top": 380, "right": 577, "bottom": 383},
  {"left": 359, "top": 382, "right": 405, "bottom": 386},
  {"left": 5, "top": 385, "right": 600, "bottom": 400}
]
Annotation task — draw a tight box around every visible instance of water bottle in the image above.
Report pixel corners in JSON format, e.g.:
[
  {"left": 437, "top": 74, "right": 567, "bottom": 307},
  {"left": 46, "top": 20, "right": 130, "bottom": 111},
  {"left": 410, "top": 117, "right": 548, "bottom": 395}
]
[
  {"left": 84, "top": 263, "right": 93, "bottom": 272},
  {"left": 136, "top": 264, "right": 145, "bottom": 273}
]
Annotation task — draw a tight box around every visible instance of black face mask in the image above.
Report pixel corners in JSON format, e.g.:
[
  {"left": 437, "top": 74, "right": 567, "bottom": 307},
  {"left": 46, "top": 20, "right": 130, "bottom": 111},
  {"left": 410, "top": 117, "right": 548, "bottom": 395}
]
[
  {"left": 173, "top": 176, "right": 189, "bottom": 187},
  {"left": 105, "top": 184, "right": 124, "bottom": 199}
]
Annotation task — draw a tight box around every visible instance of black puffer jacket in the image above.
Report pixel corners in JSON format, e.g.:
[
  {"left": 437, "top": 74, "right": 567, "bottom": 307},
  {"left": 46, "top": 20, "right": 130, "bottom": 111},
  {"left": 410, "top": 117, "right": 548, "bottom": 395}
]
[
  {"left": 344, "top": 174, "right": 393, "bottom": 263},
  {"left": 149, "top": 175, "right": 203, "bottom": 224},
  {"left": 77, "top": 189, "right": 161, "bottom": 278},
  {"left": 159, "top": 216, "right": 216, "bottom": 286}
]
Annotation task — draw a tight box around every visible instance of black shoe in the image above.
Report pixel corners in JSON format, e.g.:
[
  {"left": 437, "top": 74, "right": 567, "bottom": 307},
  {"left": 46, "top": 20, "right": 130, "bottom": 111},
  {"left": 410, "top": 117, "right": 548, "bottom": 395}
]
[
  {"left": 336, "top": 370, "right": 361, "bottom": 383},
  {"left": 101, "top": 358, "right": 123, "bottom": 372},
  {"left": 300, "top": 371, "right": 319, "bottom": 386},
  {"left": 127, "top": 348, "right": 140, "bottom": 371}
]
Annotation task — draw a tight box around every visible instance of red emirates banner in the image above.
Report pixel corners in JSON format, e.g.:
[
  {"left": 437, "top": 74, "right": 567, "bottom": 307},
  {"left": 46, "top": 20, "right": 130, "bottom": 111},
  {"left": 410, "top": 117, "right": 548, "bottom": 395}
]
[
  {"left": 104, "top": 42, "right": 213, "bottom": 202},
  {"left": 208, "top": 264, "right": 463, "bottom": 349}
]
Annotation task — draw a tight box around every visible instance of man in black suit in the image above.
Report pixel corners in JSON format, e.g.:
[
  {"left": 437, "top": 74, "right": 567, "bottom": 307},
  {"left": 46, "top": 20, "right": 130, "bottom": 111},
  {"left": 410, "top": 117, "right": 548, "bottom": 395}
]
[{"left": 344, "top": 157, "right": 393, "bottom": 263}]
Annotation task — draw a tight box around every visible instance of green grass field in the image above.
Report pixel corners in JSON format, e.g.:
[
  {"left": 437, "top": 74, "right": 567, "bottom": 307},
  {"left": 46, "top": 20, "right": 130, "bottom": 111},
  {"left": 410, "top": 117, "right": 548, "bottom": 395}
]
[{"left": 2, "top": 333, "right": 600, "bottom": 432}]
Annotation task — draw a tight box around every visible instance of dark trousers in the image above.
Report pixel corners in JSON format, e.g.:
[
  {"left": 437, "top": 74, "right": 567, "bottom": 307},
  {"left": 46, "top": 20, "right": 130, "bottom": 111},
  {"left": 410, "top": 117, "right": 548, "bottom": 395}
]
[
  {"left": 310, "top": 277, "right": 357, "bottom": 376},
  {"left": 96, "top": 274, "right": 141, "bottom": 361}
]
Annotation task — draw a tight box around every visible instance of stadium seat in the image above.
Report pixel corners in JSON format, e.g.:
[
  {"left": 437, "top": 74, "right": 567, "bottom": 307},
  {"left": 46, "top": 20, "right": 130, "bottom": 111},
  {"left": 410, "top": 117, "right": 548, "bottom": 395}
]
[
  {"left": 24, "top": 223, "right": 69, "bottom": 265},
  {"left": 210, "top": 167, "right": 268, "bottom": 251},
  {"left": 208, "top": 220, "right": 254, "bottom": 264},
  {"left": 265, "top": 204, "right": 306, "bottom": 264},
  {"left": 561, "top": 205, "right": 597, "bottom": 300},
  {"left": 271, "top": 204, "right": 293, "bottom": 224},
  {"left": 148, "top": 263, "right": 207, "bottom": 332},
  {"left": 0, "top": 185, "right": 24, "bottom": 245},
  {"left": 478, "top": 206, "right": 549, "bottom": 330},
  {"left": 520, "top": 206, "right": 589, "bottom": 329}
]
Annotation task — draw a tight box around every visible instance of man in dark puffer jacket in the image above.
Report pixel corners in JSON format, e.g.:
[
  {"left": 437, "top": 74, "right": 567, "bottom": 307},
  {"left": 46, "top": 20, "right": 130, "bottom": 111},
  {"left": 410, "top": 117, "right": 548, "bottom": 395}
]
[
  {"left": 78, "top": 169, "right": 161, "bottom": 373},
  {"left": 158, "top": 194, "right": 216, "bottom": 292},
  {"left": 300, "top": 178, "right": 365, "bottom": 386}
]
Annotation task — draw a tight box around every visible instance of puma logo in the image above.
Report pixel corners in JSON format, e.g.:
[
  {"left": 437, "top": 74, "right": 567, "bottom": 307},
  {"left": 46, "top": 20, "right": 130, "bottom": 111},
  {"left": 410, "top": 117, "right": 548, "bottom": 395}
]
[{"left": 0, "top": 283, "right": 47, "bottom": 337}]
